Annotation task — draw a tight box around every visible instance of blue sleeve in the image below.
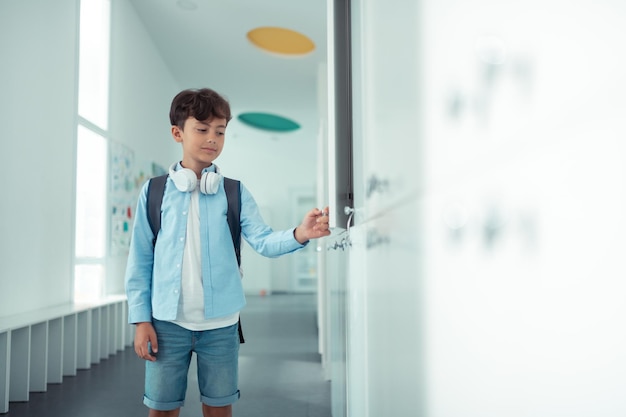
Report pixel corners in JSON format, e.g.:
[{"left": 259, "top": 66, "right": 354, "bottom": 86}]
[
  {"left": 124, "top": 180, "right": 155, "bottom": 324},
  {"left": 239, "top": 183, "right": 307, "bottom": 257}
]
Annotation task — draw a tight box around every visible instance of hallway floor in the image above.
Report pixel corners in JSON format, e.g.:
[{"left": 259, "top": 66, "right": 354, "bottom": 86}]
[{"left": 5, "top": 294, "right": 331, "bottom": 417}]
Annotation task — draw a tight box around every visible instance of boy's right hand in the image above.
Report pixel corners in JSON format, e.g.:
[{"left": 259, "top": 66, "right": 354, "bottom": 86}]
[{"left": 134, "top": 322, "right": 158, "bottom": 361}]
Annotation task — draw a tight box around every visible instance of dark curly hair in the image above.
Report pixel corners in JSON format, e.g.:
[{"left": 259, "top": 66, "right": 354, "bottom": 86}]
[{"left": 169, "top": 88, "right": 232, "bottom": 129}]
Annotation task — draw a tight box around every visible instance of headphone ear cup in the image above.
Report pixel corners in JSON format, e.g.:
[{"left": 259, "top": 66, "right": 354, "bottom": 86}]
[
  {"left": 200, "top": 172, "right": 221, "bottom": 194},
  {"left": 171, "top": 168, "right": 198, "bottom": 192}
]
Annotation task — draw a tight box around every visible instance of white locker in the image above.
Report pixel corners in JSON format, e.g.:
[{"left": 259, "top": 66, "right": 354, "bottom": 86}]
[{"left": 338, "top": 0, "right": 626, "bottom": 416}]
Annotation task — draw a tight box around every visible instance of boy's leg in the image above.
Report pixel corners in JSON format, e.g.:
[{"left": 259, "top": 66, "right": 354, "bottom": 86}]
[
  {"left": 149, "top": 410, "right": 181, "bottom": 417},
  {"left": 144, "top": 320, "right": 193, "bottom": 412},
  {"left": 195, "top": 323, "right": 241, "bottom": 411},
  {"left": 202, "top": 404, "right": 232, "bottom": 417}
]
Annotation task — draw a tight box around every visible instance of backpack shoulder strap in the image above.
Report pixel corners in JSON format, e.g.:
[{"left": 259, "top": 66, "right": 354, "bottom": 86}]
[
  {"left": 147, "top": 174, "right": 168, "bottom": 246},
  {"left": 223, "top": 177, "right": 241, "bottom": 266},
  {"left": 223, "top": 176, "right": 244, "bottom": 343}
]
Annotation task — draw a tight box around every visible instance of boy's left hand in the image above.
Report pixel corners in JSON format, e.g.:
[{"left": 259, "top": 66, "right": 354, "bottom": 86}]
[{"left": 294, "top": 207, "right": 331, "bottom": 243}]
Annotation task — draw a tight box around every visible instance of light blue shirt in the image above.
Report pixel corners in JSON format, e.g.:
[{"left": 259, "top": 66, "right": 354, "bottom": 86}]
[{"left": 125, "top": 165, "right": 306, "bottom": 324}]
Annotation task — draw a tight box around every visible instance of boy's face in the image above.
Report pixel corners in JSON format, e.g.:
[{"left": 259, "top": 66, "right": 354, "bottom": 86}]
[{"left": 172, "top": 116, "right": 227, "bottom": 173}]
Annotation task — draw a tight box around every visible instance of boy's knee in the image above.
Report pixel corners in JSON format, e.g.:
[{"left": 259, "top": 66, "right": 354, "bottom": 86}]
[
  {"left": 148, "top": 408, "right": 180, "bottom": 417},
  {"left": 202, "top": 404, "right": 232, "bottom": 417}
]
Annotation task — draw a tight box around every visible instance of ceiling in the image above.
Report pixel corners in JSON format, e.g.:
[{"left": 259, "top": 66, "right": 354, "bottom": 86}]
[{"left": 128, "top": 0, "right": 328, "bottom": 135}]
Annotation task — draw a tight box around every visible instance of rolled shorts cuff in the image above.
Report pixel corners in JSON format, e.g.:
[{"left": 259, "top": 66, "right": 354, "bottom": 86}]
[
  {"left": 201, "top": 389, "right": 241, "bottom": 407},
  {"left": 143, "top": 395, "right": 184, "bottom": 411}
]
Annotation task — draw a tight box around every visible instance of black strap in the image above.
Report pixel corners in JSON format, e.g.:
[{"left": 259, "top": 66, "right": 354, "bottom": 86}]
[
  {"left": 223, "top": 177, "right": 241, "bottom": 266},
  {"left": 147, "top": 174, "right": 168, "bottom": 246},
  {"left": 223, "top": 177, "right": 244, "bottom": 344},
  {"left": 146, "top": 174, "right": 245, "bottom": 343}
]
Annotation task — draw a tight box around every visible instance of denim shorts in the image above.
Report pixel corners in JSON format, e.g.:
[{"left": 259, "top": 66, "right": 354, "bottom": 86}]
[{"left": 143, "top": 320, "right": 240, "bottom": 411}]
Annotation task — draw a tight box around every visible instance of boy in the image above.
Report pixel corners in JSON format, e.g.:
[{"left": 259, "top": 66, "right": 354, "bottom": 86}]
[{"left": 125, "top": 88, "right": 330, "bottom": 417}]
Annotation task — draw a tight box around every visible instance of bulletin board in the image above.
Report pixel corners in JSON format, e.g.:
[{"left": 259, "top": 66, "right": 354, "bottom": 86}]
[{"left": 109, "top": 141, "right": 166, "bottom": 255}]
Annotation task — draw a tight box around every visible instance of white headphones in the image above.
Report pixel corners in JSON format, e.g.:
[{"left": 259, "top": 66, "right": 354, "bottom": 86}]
[{"left": 169, "top": 162, "right": 221, "bottom": 195}]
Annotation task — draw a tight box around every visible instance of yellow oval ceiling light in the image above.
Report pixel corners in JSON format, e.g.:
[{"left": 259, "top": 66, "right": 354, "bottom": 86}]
[{"left": 247, "top": 27, "right": 315, "bottom": 56}]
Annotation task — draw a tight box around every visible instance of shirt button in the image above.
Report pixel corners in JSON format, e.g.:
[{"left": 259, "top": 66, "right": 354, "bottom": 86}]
[
  {"left": 182, "top": 211, "right": 187, "bottom": 215},
  {"left": 176, "top": 264, "right": 181, "bottom": 268},
  {"left": 174, "top": 289, "right": 179, "bottom": 294},
  {"left": 179, "top": 237, "right": 184, "bottom": 242}
]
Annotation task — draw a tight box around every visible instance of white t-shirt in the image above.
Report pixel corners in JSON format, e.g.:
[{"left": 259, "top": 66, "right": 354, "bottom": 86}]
[{"left": 172, "top": 185, "right": 239, "bottom": 331}]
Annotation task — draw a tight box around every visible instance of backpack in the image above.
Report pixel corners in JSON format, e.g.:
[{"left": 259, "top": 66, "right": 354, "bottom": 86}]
[{"left": 146, "top": 173, "right": 245, "bottom": 343}]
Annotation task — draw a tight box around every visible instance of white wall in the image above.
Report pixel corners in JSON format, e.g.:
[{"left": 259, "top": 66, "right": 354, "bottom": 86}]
[
  {"left": 109, "top": 0, "right": 181, "bottom": 171},
  {"left": 0, "top": 0, "right": 80, "bottom": 317}
]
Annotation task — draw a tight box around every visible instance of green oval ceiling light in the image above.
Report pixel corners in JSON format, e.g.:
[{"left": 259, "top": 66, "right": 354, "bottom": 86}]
[
  {"left": 238, "top": 112, "right": 301, "bottom": 132},
  {"left": 247, "top": 27, "right": 315, "bottom": 56}
]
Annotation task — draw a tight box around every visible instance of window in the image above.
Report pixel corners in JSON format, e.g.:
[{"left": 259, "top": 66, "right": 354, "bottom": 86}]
[
  {"left": 77, "top": 0, "right": 110, "bottom": 130},
  {"left": 74, "top": 0, "right": 111, "bottom": 302},
  {"left": 75, "top": 126, "right": 108, "bottom": 258}
]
